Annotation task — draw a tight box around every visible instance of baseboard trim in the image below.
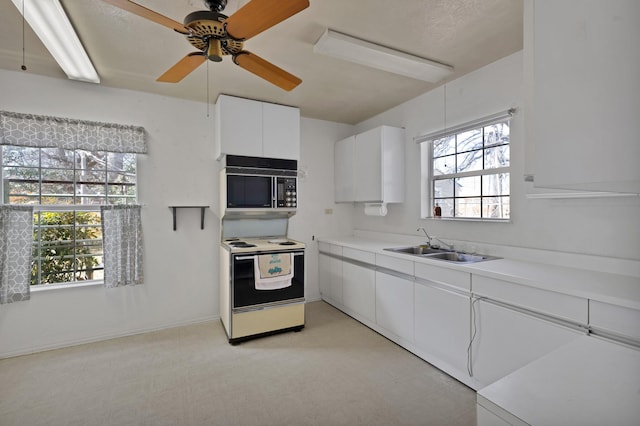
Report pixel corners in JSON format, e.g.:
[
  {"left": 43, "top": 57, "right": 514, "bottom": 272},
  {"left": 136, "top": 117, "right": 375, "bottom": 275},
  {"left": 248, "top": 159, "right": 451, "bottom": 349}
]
[{"left": 0, "top": 315, "right": 219, "bottom": 359}]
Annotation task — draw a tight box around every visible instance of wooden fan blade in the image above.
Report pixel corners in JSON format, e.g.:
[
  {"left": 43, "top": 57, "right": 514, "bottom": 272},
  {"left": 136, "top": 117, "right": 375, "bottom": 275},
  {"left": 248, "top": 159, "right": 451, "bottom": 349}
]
[
  {"left": 234, "top": 51, "right": 302, "bottom": 91},
  {"left": 225, "top": 0, "right": 309, "bottom": 40},
  {"left": 103, "top": 0, "right": 190, "bottom": 34},
  {"left": 157, "top": 53, "right": 206, "bottom": 83}
]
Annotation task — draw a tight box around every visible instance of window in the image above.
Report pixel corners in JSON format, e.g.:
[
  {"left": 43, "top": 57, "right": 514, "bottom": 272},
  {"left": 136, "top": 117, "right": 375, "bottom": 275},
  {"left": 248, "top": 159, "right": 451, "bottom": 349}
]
[
  {"left": 419, "top": 110, "right": 513, "bottom": 220},
  {"left": 1, "top": 145, "right": 137, "bottom": 286}
]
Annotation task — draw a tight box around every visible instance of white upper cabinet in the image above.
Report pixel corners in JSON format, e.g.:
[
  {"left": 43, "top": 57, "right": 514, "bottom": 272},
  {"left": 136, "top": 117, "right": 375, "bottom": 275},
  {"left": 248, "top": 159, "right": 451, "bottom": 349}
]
[
  {"left": 263, "top": 102, "right": 300, "bottom": 160},
  {"left": 530, "top": 0, "right": 640, "bottom": 193},
  {"left": 334, "top": 125, "right": 405, "bottom": 203},
  {"left": 214, "top": 94, "right": 300, "bottom": 160}
]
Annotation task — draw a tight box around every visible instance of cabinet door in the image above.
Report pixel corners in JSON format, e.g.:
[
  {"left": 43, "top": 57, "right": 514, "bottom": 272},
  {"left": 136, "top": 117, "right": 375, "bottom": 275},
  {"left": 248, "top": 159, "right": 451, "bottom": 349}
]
[
  {"left": 471, "top": 300, "right": 582, "bottom": 388},
  {"left": 414, "top": 281, "right": 470, "bottom": 380},
  {"left": 532, "top": 0, "right": 640, "bottom": 193},
  {"left": 215, "top": 95, "right": 262, "bottom": 158},
  {"left": 354, "top": 127, "right": 382, "bottom": 202},
  {"left": 375, "top": 271, "right": 414, "bottom": 342},
  {"left": 263, "top": 102, "right": 300, "bottom": 160},
  {"left": 342, "top": 262, "right": 375, "bottom": 323},
  {"left": 334, "top": 136, "right": 355, "bottom": 202},
  {"left": 318, "top": 253, "right": 343, "bottom": 304}
]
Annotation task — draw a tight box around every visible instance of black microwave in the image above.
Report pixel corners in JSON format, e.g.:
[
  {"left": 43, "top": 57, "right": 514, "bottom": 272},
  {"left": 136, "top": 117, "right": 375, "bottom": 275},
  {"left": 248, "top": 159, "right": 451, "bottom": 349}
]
[{"left": 224, "top": 156, "right": 297, "bottom": 210}]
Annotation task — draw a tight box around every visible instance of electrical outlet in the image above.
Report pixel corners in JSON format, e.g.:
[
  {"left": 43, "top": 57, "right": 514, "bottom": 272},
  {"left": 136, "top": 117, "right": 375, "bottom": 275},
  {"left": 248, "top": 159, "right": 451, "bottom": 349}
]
[{"left": 324, "top": 208, "right": 333, "bottom": 215}]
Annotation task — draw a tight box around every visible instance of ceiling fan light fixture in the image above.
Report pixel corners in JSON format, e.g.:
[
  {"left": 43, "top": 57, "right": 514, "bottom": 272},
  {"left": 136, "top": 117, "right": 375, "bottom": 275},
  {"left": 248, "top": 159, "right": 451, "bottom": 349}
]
[
  {"left": 206, "top": 39, "right": 223, "bottom": 62},
  {"left": 11, "top": 0, "right": 100, "bottom": 83},
  {"left": 313, "top": 29, "right": 453, "bottom": 83}
]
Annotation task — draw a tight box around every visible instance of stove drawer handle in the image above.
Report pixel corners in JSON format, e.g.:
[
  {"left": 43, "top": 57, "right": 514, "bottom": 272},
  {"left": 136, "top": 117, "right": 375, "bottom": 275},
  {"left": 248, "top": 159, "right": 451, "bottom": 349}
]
[{"left": 235, "top": 252, "right": 304, "bottom": 261}]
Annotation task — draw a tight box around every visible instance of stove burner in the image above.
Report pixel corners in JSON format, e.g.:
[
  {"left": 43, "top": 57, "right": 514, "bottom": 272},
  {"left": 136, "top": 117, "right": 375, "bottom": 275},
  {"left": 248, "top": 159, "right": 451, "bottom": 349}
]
[
  {"left": 279, "top": 241, "right": 296, "bottom": 246},
  {"left": 225, "top": 238, "right": 240, "bottom": 242},
  {"left": 229, "top": 241, "right": 257, "bottom": 248}
]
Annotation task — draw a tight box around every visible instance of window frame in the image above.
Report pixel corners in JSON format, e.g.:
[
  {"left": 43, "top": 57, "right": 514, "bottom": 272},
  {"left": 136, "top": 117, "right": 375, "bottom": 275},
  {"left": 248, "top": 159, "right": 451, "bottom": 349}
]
[
  {"left": 418, "top": 109, "right": 514, "bottom": 221},
  {"left": 1, "top": 145, "right": 138, "bottom": 287}
]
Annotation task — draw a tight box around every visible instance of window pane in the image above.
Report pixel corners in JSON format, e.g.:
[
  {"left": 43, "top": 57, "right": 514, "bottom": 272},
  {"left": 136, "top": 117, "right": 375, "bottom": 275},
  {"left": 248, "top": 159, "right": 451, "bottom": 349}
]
[
  {"left": 483, "top": 173, "right": 510, "bottom": 196},
  {"left": 74, "top": 212, "right": 103, "bottom": 281},
  {"left": 483, "top": 196, "right": 510, "bottom": 219},
  {"left": 107, "top": 152, "right": 136, "bottom": 173},
  {"left": 457, "top": 150, "right": 483, "bottom": 173},
  {"left": 41, "top": 182, "right": 74, "bottom": 205},
  {"left": 434, "top": 178, "right": 454, "bottom": 198},
  {"left": 77, "top": 170, "right": 106, "bottom": 184},
  {"left": 456, "top": 176, "right": 481, "bottom": 197},
  {"left": 2, "top": 146, "right": 39, "bottom": 166},
  {"left": 41, "top": 148, "right": 74, "bottom": 169},
  {"left": 433, "top": 136, "right": 455, "bottom": 158},
  {"left": 433, "top": 155, "right": 455, "bottom": 176},
  {"left": 42, "top": 168, "right": 73, "bottom": 183},
  {"left": 32, "top": 210, "right": 104, "bottom": 285},
  {"left": 455, "top": 197, "right": 481, "bottom": 218},
  {"left": 484, "top": 145, "right": 510, "bottom": 169},
  {"left": 76, "top": 150, "right": 106, "bottom": 171},
  {"left": 34, "top": 211, "right": 76, "bottom": 285},
  {"left": 457, "top": 129, "right": 482, "bottom": 152},
  {"left": 484, "top": 122, "right": 510, "bottom": 147}
]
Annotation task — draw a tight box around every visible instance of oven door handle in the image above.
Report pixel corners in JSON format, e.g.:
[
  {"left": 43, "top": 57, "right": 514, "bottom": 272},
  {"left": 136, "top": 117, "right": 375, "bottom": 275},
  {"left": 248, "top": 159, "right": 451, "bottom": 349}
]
[
  {"left": 235, "top": 256, "right": 256, "bottom": 261},
  {"left": 235, "top": 252, "right": 304, "bottom": 261}
]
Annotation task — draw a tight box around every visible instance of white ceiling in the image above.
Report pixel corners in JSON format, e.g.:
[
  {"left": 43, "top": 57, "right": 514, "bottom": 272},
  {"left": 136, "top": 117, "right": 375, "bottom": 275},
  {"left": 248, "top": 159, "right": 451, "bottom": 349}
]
[{"left": 0, "top": 0, "right": 523, "bottom": 124}]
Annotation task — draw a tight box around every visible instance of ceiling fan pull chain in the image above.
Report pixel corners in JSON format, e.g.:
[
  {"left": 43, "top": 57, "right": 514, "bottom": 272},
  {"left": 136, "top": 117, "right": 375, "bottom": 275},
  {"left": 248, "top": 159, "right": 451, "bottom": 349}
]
[{"left": 21, "top": 0, "right": 26, "bottom": 71}]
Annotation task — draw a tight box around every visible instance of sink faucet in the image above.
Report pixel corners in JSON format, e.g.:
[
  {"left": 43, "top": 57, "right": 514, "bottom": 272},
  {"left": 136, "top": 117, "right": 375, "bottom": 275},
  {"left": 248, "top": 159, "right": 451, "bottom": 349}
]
[{"left": 417, "top": 227, "right": 432, "bottom": 246}]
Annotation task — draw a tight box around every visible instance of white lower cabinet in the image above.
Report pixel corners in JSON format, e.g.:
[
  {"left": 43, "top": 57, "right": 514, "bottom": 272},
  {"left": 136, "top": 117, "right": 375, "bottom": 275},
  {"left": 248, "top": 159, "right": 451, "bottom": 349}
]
[
  {"left": 414, "top": 281, "right": 471, "bottom": 383},
  {"left": 375, "top": 271, "right": 414, "bottom": 342},
  {"left": 342, "top": 262, "right": 376, "bottom": 323},
  {"left": 471, "top": 299, "right": 583, "bottom": 388},
  {"left": 318, "top": 253, "right": 343, "bottom": 304}
]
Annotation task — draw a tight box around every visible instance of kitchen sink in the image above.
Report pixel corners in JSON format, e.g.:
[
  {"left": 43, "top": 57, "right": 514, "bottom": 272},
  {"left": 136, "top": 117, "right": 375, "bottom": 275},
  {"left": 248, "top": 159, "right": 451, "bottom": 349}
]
[
  {"left": 384, "top": 245, "right": 452, "bottom": 255},
  {"left": 384, "top": 245, "right": 500, "bottom": 263},
  {"left": 426, "top": 252, "right": 500, "bottom": 263}
]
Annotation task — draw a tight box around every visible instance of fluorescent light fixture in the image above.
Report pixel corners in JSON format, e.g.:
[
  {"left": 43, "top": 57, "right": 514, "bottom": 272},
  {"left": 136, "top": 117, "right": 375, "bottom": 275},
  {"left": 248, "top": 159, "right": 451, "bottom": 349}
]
[
  {"left": 11, "top": 0, "right": 100, "bottom": 83},
  {"left": 314, "top": 29, "right": 453, "bottom": 83}
]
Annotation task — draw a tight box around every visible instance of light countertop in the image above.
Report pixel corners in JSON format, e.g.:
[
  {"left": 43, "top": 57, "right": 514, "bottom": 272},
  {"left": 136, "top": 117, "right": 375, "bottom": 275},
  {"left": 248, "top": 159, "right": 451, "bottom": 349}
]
[
  {"left": 477, "top": 336, "right": 640, "bottom": 425},
  {"left": 317, "top": 235, "right": 640, "bottom": 311}
]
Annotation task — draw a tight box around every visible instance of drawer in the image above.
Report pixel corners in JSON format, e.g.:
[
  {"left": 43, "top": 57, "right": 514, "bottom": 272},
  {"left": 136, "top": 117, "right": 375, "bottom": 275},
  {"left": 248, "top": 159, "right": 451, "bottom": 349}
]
[
  {"left": 318, "top": 242, "right": 342, "bottom": 256},
  {"left": 375, "top": 254, "right": 414, "bottom": 276},
  {"left": 590, "top": 300, "right": 640, "bottom": 341},
  {"left": 415, "top": 262, "right": 470, "bottom": 291},
  {"left": 473, "top": 275, "right": 588, "bottom": 324},
  {"left": 342, "top": 247, "right": 375, "bottom": 264}
]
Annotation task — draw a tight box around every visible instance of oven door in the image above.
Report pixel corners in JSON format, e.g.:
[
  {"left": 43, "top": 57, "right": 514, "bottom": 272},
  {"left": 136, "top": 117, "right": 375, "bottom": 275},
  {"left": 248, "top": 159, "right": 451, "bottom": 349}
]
[
  {"left": 232, "top": 251, "right": 304, "bottom": 310},
  {"left": 226, "top": 174, "right": 273, "bottom": 208}
]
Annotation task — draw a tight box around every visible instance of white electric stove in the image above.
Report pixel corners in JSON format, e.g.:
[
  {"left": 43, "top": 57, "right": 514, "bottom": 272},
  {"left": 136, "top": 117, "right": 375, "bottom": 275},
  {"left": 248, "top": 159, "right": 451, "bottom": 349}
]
[{"left": 219, "top": 218, "right": 306, "bottom": 344}]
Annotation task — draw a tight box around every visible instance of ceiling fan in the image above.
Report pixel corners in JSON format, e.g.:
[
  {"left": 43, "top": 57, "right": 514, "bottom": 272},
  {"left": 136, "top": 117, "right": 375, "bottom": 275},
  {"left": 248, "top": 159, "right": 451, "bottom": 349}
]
[{"left": 103, "top": 0, "right": 309, "bottom": 91}]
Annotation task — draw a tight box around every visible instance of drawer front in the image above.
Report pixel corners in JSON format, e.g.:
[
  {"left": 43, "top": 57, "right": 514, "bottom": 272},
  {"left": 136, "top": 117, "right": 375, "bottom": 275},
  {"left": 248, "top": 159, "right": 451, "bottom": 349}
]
[
  {"left": 376, "top": 254, "right": 414, "bottom": 276},
  {"left": 318, "top": 242, "right": 343, "bottom": 256},
  {"left": 342, "top": 247, "right": 375, "bottom": 264},
  {"left": 590, "top": 300, "right": 640, "bottom": 341},
  {"left": 414, "top": 262, "right": 470, "bottom": 291},
  {"left": 473, "top": 275, "right": 588, "bottom": 324}
]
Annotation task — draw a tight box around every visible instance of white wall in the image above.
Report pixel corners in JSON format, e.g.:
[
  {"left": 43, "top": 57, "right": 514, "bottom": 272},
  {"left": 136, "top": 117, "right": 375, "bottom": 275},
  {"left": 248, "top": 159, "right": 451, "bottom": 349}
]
[
  {"left": 351, "top": 51, "right": 640, "bottom": 261},
  {"left": 0, "top": 70, "right": 350, "bottom": 357}
]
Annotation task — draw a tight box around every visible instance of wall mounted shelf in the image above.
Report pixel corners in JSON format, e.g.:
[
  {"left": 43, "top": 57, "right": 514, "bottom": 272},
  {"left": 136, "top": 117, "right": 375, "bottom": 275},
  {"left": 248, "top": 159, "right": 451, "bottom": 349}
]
[{"left": 168, "top": 206, "right": 209, "bottom": 231}]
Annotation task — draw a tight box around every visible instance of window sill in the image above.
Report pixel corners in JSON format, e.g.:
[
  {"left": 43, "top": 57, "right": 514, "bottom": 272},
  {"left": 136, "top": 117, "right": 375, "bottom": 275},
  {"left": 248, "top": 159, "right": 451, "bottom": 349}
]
[
  {"left": 31, "top": 280, "right": 104, "bottom": 293},
  {"left": 425, "top": 216, "right": 511, "bottom": 223}
]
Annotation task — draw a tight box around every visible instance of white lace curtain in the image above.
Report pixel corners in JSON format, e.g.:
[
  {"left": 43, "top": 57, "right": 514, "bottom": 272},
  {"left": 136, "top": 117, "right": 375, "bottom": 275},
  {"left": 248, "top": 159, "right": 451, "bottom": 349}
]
[
  {"left": 0, "top": 110, "right": 147, "bottom": 153},
  {"left": 0, "top": 205, "right": 34, "bottom": 304},
  {"left": 101, "top": 205, "right": 144, "bottom": 288}
]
